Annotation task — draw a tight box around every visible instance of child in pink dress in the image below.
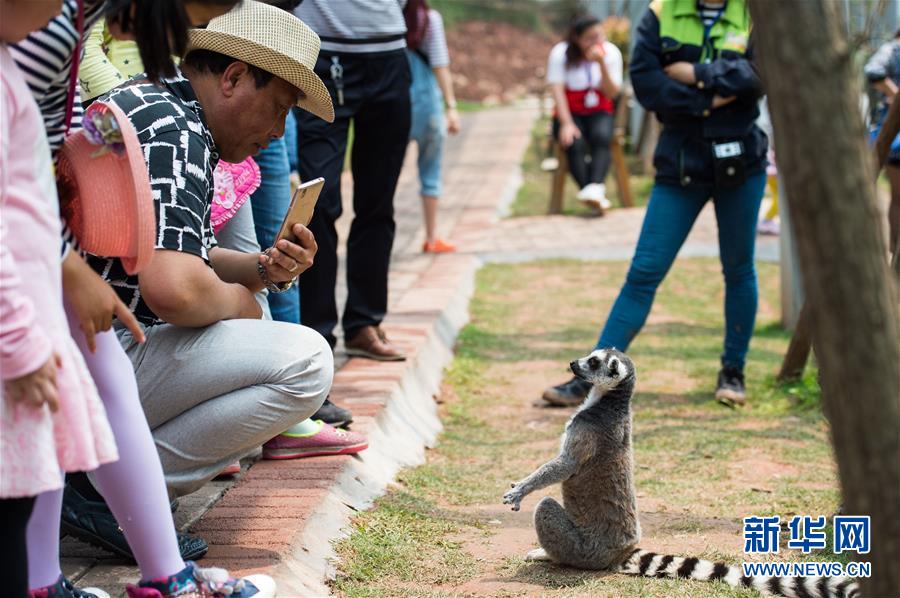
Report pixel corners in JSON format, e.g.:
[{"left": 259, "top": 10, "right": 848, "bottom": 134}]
[{"left": 0, "top": 2, "right": 117, "bottom": 593}]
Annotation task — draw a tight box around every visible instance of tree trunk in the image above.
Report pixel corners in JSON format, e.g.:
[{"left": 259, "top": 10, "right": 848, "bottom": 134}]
[
  {"left": 777, "top": 303, "right": 812, "bottom": 382},
  {"left": 749, "top": 2, "right": 900, "bottom": 594}
]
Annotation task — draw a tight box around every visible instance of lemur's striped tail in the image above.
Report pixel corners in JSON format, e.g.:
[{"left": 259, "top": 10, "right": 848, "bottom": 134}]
[{"left": 618, "top": 549, "right": 860, "bottom": 598}]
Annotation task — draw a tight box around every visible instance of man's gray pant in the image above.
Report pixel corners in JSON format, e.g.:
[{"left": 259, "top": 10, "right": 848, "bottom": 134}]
[
  {"left": 116, "top": 202, "right": 331, "bottom": 497},
  {"left": 116, "top": 319, "right": 332, "bottom": 497}
]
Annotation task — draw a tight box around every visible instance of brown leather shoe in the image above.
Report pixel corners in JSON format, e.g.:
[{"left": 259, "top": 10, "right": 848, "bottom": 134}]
[{"left": 345, "top": 326, "right": 406, "bottom": 361}]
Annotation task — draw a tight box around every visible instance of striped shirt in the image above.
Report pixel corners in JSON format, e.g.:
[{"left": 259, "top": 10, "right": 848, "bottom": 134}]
[
  {"left": 413, "top": 9, "right": 450, "bottom": 68},
  {"left": 295, "top": 0, "right": 408, "bottom": 54},
  {"left": 10, "top": 0, "right": 106, "bottom": 155},
  {"left": 697, "top": 1, "right": 726, "bottom": 29},
  {"left": 10, "top": 0, "right": 107, "bottom": 257}
]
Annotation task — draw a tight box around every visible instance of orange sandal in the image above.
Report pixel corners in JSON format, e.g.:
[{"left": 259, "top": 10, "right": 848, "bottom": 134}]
[{"left": 423, "top": 239, "right": 456, "bottom": 253}]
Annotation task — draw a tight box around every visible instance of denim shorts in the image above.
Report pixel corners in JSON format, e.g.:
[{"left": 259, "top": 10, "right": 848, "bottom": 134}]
[
  {"left": 869, "top": 105, "right": 900, "bottom": 165},
  {"left": 408, "top": 50, "right": 446, "bottom": 197}
]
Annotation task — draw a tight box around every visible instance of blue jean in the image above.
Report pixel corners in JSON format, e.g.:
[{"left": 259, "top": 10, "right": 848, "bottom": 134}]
[
  {"left": 249, "top": 109, "right": 300, "bottom": 323},
  {"left": 407, "top": 50, "right": 445, "bottom": 197},
  {"left": 596, "top": 172, "right": 766, "bottom": 370}
]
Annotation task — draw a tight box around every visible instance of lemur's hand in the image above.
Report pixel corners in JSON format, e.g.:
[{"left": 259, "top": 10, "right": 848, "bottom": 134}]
[{"left": 503, "top": 482, "right": 526, "bottom": 511}]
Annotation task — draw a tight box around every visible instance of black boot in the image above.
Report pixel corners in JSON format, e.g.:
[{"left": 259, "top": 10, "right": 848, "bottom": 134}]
[
  {"left": 541, "top": 376, "right": 592, "bottom": 407},
  {"left": 61, "top": 484, "right": 208, "bottom": 562}
]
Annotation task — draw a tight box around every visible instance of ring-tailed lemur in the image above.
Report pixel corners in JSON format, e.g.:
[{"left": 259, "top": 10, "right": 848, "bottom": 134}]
[{"left": 502, "top": 349, "right": 859, "bottom": 598}]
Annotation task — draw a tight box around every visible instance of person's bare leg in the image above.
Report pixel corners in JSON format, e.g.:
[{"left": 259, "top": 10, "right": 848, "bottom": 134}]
[
  {"left": 422, "top": 194, "right": 439, "bottom": 244},
  {"left": 888, "top": 164, "right": 900, "bottom": 251}
]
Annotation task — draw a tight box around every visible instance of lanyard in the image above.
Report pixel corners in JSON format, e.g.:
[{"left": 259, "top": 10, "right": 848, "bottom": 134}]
[
  {"left": 700, "top": 1, "right": 726, "bottom": 63},
  {"left": 64, "top": 0, "right": 85, "bottom": 135}
]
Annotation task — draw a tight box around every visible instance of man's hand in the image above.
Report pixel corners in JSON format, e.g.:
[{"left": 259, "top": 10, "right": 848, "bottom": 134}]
[
  {"left": 4, "top": 354, "right": 61, "bottom": 413},
  {"left": 62, "top": 251, "right": 144, "bottom": 352},
  {"left": 262, "top": 223, "right": 317, "bottom": 284},
  {"left": 664, "top": 61, "right": 697, "bottom": 85}
]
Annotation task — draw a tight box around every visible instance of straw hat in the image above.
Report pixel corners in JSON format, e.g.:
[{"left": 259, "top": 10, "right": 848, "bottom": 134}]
[
  {"left": 187, "top": 0, "right": 334, "bottom": 123},
  {"left": 57, "top": 101, "right": 155, "bottom": 275}
]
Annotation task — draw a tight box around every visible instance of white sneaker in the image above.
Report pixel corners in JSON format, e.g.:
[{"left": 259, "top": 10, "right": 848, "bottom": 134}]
[
  {"left": 577, "top": 183, "right": 608, "bottom": 212},
  {"left": 757, "top": 218, "right": 780, "bottom": 235},
  {"left": 244, "top": 574, "right": 278, "bottom": 598}
]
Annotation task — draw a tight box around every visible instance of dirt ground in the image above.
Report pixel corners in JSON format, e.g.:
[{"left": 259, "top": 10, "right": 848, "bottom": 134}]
[
  {"left": 446, "top": 21, "right": 557, "bottom": 103},
  {"left": 335, "top": 260, "right": 839, "bottom": 598}
]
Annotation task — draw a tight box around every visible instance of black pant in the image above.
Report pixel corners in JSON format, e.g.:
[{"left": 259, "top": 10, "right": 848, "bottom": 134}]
[
  {"left": 554, "top": 112, "right": 615, "bottom": 189},
  {"left": 295, "top": 50, "right": 411, "bottom": 347},
  {"left": 0, "top": 496, "right": 36, "bottom": 596}
]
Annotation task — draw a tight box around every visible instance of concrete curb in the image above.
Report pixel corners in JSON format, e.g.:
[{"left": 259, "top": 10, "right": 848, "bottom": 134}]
[{"left": 269, "top": 255, "right": 478, "bottom": 594}]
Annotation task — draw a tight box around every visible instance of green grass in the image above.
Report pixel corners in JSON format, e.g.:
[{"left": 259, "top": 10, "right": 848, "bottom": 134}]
[
  {"left": 430, "top": 0, "right": 545, "bottom": 32},
  {"left": 509, "top": 116, "right": 655, "bottom": 217},
  {"left": 333, "top": 259, "right": 842, "bottom": 597}
]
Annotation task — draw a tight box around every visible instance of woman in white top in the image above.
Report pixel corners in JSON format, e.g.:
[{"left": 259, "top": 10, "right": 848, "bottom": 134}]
[{"left": 547, "top": 14, "right": 623, "bottom": 212}]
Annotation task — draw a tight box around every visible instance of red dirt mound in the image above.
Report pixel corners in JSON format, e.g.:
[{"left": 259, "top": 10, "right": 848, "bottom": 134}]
[{"left": 446, "top": 21, "right": 558, "bottom": 104}]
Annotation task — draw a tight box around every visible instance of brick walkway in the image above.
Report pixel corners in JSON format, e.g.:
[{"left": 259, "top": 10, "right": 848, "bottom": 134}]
[{"left": 60, "top": 101, "right": 781, "bottom": 595}]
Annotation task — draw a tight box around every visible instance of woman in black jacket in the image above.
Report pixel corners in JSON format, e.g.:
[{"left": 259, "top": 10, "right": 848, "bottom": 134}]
[{"left": 543, "top": 0, "right": 767, "bottom": 408}]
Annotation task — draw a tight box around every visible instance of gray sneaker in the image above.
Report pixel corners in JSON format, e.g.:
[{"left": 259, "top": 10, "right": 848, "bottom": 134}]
[
  {"left": 715, "top": 367, "right": 746, "bottom": 407},
  {"left": 542, "top": 377, "right": 592, "bottom": 407}
]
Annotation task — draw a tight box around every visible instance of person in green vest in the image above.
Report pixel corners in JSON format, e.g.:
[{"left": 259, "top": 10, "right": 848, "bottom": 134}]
[{"left": 543, "top": 0, "right": 767, "bottom": 408}]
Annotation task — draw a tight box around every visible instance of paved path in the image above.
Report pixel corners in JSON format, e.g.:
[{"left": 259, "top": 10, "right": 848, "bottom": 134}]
[{"left": 61, "top": 101, "right": 780, "bottom": 595}]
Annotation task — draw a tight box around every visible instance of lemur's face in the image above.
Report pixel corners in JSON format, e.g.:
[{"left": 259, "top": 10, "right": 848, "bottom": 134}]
[{"left": 570, "top": 349, "right": 633, "bottom": 390}]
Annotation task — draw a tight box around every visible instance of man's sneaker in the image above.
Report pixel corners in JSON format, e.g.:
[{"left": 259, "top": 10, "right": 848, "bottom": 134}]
[
  {"left": 312, "top": 398, "right": 353, "bottom": 427},
  {"left": 30, "top": 576, "right": 110, "bottom": 598},
  {"left": 715, "top": 367, "right": 746, "bottom": 407},
  {"left": 61, "top": 485, "right": 208, "bottom": 562},
  {"left": 263, "top": 420, "right": 368, "bottom": 459},
  {"left": 126, "top": 561, "right": 275, "bottom": 598},
  {"left": 541, "top": 376, "right": 592, "bottom": 407}
]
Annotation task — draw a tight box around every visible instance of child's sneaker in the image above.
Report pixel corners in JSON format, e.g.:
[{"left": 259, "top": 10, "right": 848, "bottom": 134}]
[
  {"left": 29, "top": 575, "right": 110, "bottom": 598},
  {"left": 262, "top": 420, "right": 368, "bottom": 460},
  {"left": 125, "top": 562, "right": 275, "bottom": 597}
]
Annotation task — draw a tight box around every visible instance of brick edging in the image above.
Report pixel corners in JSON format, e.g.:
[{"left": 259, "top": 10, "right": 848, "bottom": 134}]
[{"left": 192, "top": 255, "right": 478, "bottom": 595}]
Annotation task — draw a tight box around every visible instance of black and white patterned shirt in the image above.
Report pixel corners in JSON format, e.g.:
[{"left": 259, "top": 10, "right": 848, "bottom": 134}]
[{"left": 87, "top": 69, "right": 220, "bottom": 326}]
